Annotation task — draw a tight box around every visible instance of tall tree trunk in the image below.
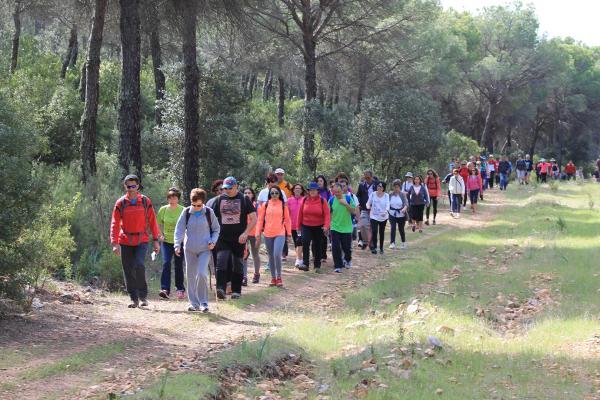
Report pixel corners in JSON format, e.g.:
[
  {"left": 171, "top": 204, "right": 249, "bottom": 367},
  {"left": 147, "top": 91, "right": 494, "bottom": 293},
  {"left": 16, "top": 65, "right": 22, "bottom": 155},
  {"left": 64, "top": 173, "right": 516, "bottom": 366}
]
[
  {"left": 142, "top": 0, "right": 165, "bottom": 126},
  {"left": 60, "top": 25, "right": 78, "bottom": 79},
  {"left": 241, "top": 73, "right": 249, "bottom": 99},
  {"left": 117, "top": 0, "right": 142, "bottom": 179},
  {"left": 79, "top": 0, "right": 108, "bottom": 182},
  {"left": 176, "top": 0, "right": 200, "bottom": 203},
  {"left": 248, "top": 74, "right": 257, "bottom": 99},
  {"left": 302, "top": 31, "right": 318, "bottom": 174},
  {"left": 480, "top": 100, "right": 497, "bottom": 152},
  {"left": 326, "top": 79, "right": 335, "bottom": 109},
  {"left": 262, "top": 68, "right": 272, "bottom": 101},
  {"left": 10, "top": 1, "right": 22, "bottom": 74},
  {"left": 317, "top": 83, "right": 325, "bottom": 106},
  {"left": 78, "top": 60, "right": 87, "bottom": 101},
  {"left": 277, "top": 75, "right": 285, "bottom": 127}
]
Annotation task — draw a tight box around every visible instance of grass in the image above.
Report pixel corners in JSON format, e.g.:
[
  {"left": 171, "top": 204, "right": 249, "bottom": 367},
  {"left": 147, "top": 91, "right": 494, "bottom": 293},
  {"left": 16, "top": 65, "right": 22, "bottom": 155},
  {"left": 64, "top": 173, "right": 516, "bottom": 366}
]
[
  {"left": 134, "top": 182, "right": 600, "bottom": 399},
  {"left": 132, "top": 372, "right": 220, "bottom": 400}
]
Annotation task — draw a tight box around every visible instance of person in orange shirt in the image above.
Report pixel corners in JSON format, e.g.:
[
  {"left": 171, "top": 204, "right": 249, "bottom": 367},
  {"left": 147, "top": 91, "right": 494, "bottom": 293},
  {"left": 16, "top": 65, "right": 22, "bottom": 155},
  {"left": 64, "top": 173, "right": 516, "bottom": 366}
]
[
  {"left": 564, "top": 160, "right": 576, "bottom": 180},
  {"left": 274, "top": 168, "right": 293, "bottom": 198},
  {"left": 256, "top": 186, "right": 292, "bottom": 287}
]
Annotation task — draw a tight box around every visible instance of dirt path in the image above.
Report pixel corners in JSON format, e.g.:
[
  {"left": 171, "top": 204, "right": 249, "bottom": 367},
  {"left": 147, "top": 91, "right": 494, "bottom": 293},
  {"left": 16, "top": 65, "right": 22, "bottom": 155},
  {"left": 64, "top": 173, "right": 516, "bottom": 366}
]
[{"left": 0, "top": 192, "right": 504, "bottom": 399}]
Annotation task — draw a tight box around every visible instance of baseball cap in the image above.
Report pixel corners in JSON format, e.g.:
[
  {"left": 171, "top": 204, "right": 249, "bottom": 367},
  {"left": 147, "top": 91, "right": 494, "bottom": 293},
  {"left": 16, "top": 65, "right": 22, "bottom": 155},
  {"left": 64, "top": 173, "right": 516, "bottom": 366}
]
[
  {"left": 274, "top": 168, "right": 285, "bottom": 174},
  {"left": 221, "top": 176, "right": 238, "bottom": 189},
  {"left": 123, "top": 174, "right": 140, "bottom": 184},
  {"left": 308, "top": 182, "right": 319, "bottom": 190},
  {"left": 404, "top": 172, "right": 413, "bottom": 178}
]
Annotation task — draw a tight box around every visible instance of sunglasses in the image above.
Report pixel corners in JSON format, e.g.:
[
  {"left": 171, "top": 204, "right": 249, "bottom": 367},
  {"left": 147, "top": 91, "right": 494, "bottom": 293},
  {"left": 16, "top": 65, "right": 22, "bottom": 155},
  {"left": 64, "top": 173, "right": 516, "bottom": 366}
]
[
  {"left": 270, "top": 191, "right": 280, "bottom": 196},
  {"left": 126, "top": 184, "right": 138, "bottom": 189},
  {"left": 192, "top": 203, "right": 203, "bottom": 207}
]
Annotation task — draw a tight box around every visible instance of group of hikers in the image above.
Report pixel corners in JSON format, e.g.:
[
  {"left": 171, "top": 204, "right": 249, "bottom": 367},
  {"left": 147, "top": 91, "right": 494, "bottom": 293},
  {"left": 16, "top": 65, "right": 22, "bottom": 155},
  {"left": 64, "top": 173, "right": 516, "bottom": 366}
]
[{"left": 109, "top": 153, "right": 587, "bottom": 312}]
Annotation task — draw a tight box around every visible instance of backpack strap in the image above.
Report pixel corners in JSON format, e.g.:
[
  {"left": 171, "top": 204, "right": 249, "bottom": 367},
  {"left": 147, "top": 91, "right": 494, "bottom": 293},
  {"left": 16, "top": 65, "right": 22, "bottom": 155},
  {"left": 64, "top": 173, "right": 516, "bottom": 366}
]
[{"left": 186, "top": 206, "right": 213, "bottom": 235}]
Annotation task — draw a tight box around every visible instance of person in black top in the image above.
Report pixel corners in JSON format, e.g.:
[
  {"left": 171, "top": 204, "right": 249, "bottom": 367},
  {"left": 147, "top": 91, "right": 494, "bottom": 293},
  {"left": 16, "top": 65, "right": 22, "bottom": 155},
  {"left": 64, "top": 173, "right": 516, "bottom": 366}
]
[{"left": 211, "top": 176, "right": 256, "bottom": 299}]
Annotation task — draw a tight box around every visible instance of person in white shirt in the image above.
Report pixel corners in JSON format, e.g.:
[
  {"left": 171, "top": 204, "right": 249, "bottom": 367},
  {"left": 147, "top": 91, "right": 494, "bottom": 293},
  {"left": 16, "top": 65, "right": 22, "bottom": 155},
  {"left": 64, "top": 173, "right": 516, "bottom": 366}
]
[
  {"left": 388, "top": 179, "right": 409, "bottom": 249},
  {"left": 366, "top": 181, "right": 390, "bottom": 254},
  {"left": 257, "top": 174, "right": 288, "bottom": 205},
  {"left": 448, "top": 169, "right": 465, "bottom": 218}
]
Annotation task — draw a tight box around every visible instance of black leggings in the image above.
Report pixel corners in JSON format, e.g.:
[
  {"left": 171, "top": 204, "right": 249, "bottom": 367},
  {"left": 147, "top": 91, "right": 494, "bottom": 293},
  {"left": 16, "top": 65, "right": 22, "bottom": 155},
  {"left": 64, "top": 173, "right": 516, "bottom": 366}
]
[
  {"left": 426, "top": 197, "right": 438, "bottom": 221},
  {"left": 389, "top": 215, "right": 406, "bottom": 244},
  {"left": 370, "top": 219, "right": 387, "bottom": 251}
]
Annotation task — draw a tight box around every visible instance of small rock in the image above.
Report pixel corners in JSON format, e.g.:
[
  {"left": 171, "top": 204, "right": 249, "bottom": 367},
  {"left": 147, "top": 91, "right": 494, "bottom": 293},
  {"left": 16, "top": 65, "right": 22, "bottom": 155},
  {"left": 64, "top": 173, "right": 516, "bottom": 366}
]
[
  {"left": 428, "top": 336, "right": 443, "bottom": 349},
  {"left": 362, "top": 367, "right": 377, "bottom": 373},
  {"left": 31, "top": 297, "right": 44, "bottom": 309},
  {"left": 436, "top": 325, "right": 455, "bottom": 336},
  {"left": 488, "top": 247, "right": 497, "bottom": 254},
  {"left": 436, "top": 388, "right": 444, "bottom": 395},
  {"left": 424, "top": 348, "right": 436, "bottom": 357},
  {"left": 406, "top": 304, "right": 419, "bottom": 314},
  {"left": 380, "top": 298, "right": 394, "bottom": 305}
]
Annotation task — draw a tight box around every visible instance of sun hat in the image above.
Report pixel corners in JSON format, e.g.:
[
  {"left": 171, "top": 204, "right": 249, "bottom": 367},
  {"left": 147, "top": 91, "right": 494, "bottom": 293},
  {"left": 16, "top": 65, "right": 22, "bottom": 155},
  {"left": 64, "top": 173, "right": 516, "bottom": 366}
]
[
  {"left": 307, "top": 182, "right": 319, "bottom": 190},
  {"left": 274, "top": 168, "right": 285, "bottom": 174},
  {"left": 404, "top": 172, "right": 413, "bottom": 178}
]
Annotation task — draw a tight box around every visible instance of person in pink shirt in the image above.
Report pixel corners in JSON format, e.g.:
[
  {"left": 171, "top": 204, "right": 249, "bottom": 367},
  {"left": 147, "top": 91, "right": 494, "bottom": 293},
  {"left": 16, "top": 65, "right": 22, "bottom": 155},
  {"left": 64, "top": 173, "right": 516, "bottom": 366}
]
[
  {"left": 287, "top": 184, "right": 306, "bottom": 268},
  {"left": 466, "top": 168, "right": 483, "bottom": 214}
]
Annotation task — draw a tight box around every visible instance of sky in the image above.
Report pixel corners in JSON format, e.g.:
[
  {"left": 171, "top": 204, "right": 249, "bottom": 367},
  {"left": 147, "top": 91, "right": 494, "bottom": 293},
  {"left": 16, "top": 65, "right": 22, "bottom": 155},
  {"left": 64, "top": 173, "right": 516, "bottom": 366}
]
[{"left": 440, "top": 0, "right": 600, "bottom": 46}]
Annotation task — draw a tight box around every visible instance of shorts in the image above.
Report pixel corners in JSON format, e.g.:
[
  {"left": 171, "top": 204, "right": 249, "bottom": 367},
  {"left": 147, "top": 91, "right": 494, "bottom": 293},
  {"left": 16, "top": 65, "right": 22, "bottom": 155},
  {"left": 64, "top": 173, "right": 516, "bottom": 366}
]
[
  {"left": 469, "top": 190, "right": 480, "bottom": 204},
  {"left": 517, "top": 170, "right": 526, "bottom": 178},
  {"left": 359, "top": 210, "right": 370, "bottom": 228},
  {"left": 410, "top": 205, "right": 425, "bottom": 222},
  {"left": 291, "top": 230, "right": 302, "bottom": 247}
]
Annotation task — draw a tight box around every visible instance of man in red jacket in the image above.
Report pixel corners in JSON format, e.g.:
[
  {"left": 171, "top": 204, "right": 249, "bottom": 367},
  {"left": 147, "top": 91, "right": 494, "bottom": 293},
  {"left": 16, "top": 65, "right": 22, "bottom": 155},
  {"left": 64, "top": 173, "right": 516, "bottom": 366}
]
[{"left": 110, "top": 174, "right": 160, "bottom": 308}]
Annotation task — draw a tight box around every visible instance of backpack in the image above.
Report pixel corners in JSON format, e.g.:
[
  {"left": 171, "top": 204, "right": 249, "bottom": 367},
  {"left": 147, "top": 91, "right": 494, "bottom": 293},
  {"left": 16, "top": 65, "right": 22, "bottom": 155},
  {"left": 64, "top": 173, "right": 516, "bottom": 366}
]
[
  {"left": 116, "top": 195, "right": 151, "bottom": 239},
  {"left": 184, "top": 206, "right": 213, "bottom": 235},
  {"left": 329, "top": 194, "right": 353, "bottom": 211}
]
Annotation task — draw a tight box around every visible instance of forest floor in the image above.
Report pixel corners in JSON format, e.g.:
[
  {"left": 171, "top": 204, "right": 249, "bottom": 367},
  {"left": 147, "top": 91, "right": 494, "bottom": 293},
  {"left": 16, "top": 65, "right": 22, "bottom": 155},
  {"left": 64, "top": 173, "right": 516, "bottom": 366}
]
[{"left": 1, "top": 183, "right": 600, "bottom": 399}]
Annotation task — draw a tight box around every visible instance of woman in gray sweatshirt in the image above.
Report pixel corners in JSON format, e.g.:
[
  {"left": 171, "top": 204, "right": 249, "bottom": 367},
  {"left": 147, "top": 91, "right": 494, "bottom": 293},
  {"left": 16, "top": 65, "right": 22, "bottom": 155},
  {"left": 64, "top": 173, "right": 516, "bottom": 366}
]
[{"left": 174, "top": 188, "right": 220, "bottom": 312}]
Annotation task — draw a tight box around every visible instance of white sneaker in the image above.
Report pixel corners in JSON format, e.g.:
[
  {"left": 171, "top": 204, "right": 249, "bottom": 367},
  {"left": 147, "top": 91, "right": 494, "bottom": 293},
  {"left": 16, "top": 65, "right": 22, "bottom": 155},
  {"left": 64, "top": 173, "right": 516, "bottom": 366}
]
[
  {"left": 401, "top": 242, "right": 407, "bottom": 250},
  {"left": 358, "top": 240, "right": 364, "bottom": 247},
  {"left": 389, "top": 243, "right": 396, "bottom": 249},
  {"left": 345, "top": 260, "right": 352, "bottom": 269},
  {"left": 455, "top": 213, "right": 460, "bottom": 218},
  {"left": 294, "top": 259, "right": 302, "bottom": 267}
]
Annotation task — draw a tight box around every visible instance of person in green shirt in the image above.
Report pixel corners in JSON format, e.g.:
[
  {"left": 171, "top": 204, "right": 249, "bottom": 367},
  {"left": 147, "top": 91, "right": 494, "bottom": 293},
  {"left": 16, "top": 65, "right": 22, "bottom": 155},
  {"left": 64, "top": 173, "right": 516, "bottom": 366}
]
[
  {"left": 157, "top": 188, "right": 186, "bottom": 299},
  {"left": 328, "top": 182, "right": 356, "bottom": 273}
]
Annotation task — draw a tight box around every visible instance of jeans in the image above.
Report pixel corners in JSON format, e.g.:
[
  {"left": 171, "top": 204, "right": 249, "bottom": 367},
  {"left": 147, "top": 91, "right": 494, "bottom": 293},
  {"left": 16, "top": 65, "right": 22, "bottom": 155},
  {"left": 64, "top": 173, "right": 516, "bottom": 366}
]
[
  {"left": 184, "top": 249, "right": 210, "bottom": 307},
  {"left": 370, "top": 219, "right": 387, "bottom": 251},
  {"left": 462, "top": 187, "right": 468, "bottom": 206},
  {"left": 301, "top": 225, "right": 324, "bottom": 269},
  {"left": 265, "top": 236, "right": 285, "bottom": 279},
  {"left": 426, "top": 197, "right": 438, "bottom": 221},
  {"left": 389, "top": 215, "right": 406, "bottom": 244},
  {"left": 331, "top": 230, "right": 352, "bottom": 270},
  {"left": 488, "top": 171, "right": 495, "bottom": 188},
  {"left": 451, "top": 194, "right": 462, "bottom": 214},
  {"left": 120, "top": 243, "right": 148, "bottom": 301},
  {"left": 499, "top": 172, "right": 508, "bottom": 190},
  {"left": 160, "top": 242, "right": 184, "bottom": 293},
  {"left": 243, "top": 236, "right": 260, "bottom": 276},
  {"left": 215, "top": 241, "right": 244, "bottom": 295}
]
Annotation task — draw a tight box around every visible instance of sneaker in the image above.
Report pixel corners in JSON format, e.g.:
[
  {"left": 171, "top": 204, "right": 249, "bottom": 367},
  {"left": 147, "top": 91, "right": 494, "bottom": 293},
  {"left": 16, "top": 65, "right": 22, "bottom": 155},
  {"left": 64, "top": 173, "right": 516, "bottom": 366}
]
[
  {"left": 379, "top": 249, "right": 384, "bottom": 254},
  {"left": 231, "top": 293, "right": 241, "bottom": 300},
  {"left": 334, "top": 268, "right": 342, "bottom": 273},
  {"left": 358, "top": 240, "right": 364, "bottom": 248},
  {"left": 242, "top": 277, "right": 248, "bottom": 286},
  {"left": 294, "top": 259, "right": 302, "bottom": 267},
  {"left": 411, "top": 225, "right": 416, "bottom": 232},
  {"left": 314, "top": 267, "right": 321, "bottom": 273},
  {"left": 140, "top": 299, "right": 148, "bottom": 307},
  {"left": 281, "top": 256, "right": 287, "bottom": 263},
  {"left": 159, "top": 289, "right": 169, "bottom": 299},
  {"left": 401, "top": 242, "right": 407, "bottom": 250},
  {"left": 455, "top": 213, "right": 460, "bottom": 219},
  {"left": 344, "top": 261, "right": 352, "bottom": 269},
  {"left": 269, "top": 278, "right": 277, "bottom": 287},
  {"left": 252, "top": 273, "right": 260, "bottom": 283},
  {"left": 176, "top": 290, "right": 186, "bottom": 300},
  {"left": 188, "top": 305, "right": 199, "bottom": 312},
  {"left": 200, "top": 303, "right": 209, "bottom": 313},
  {"left": 389, "top": 243, "right": 396, "bottom": 249},
  {"left": 216, "top": 289, "right": 226, "bottom": 300},
  {"left": 419, "top": 229, "right": 423, "bottom": 233},
  {"left": 432, "top": 220, "right": 436, "bottom": 225},
  {"left": 276, "top": 277, "right": 283, "bottom": 287},
  {"left": 128, "top": 300, "right": 139, "bottom": 308},
  {"left": 425, "top": 220, "right": 430, "bottom": 226},
  {"left": 297, "top": 264, "right": 309, "bottom": 271},
  {"left": 371, "top": 249, "right": 377, "bottom": 254}
]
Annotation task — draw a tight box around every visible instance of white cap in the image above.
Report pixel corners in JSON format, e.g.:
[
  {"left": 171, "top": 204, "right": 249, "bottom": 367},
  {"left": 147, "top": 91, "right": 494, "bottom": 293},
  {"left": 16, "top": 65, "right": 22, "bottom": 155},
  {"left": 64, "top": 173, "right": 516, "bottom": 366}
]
[{"left": 274, "top": 168, "right": 285, "bottom": 174}]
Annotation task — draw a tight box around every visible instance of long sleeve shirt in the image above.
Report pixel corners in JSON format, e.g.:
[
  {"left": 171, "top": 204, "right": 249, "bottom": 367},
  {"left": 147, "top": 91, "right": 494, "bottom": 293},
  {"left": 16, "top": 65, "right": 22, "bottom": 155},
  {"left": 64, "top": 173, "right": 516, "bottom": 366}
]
[
  {"left": 297, "top": 195, "right": 331, "bottom": 229},
  {"left": 110, "top": 194, "right": 160, "bottom": 246},
  {"left": 174, "top": 206, "right": 220, "bottom": 253},
  {"left": 449, "top": 175, "right": 465, "bottom": 195},
  {"left": 255, "top": 199, "right": 292, "bottom": 238},
  {"left": 287, "top": 196, "right": 304, "bottom": 230},
  {"left": 366, "top": 192, "right": 390, "bottom": 222},
  {"left": 466, "top": 175, "right": 483, "bottom": 191}
]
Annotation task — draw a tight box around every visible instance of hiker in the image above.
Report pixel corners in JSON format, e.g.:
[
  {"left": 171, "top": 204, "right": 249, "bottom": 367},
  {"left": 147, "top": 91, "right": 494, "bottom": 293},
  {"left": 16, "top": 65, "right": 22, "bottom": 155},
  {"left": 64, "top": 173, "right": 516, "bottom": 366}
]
[
  {"left": 478, "top": 160, "right": 487, "bottom": 200},
  {"left": 458, "top": 161, "right": 469, "bottom": 206},
  {"left": 338, "top": 178, "right": 360, "bottom": 249},
  {"left": 274, "top": 168, "right": 293, "bottom": 198},
  {"left": 110, "top": 174, "right": 160, "bottom": 308},
  {"left": 287, "top": 183, "right": 306, "bottom": 268},
  {"left": 498, "top": 156, "right": 511, "bottom": 190},
  {"left": 242, "top": 187, "right": 261, "bottom": 284},
  {"left": 258, "top": 174, "right": 288, "bottom": 204},
  {"left": 157, "top": 187, "right": 185, "bottom": 300},
  {"left": 366, "top": 181, "right": 390, "bottom": 254},
  {"left": 524, "top": 154, "right": 534, "bottom": 184},
  {"left": 448, "top": 169, "right": 465, "bottom": 218},
  {"left": 564, "top": 160, "right": 576, "bottom": 180},
  {"left": 425, "top": 169, "right": 441, "bottom": 225},
  {"left": 356, "top": 170, "right": 379, "bottom": 250},
  {"left": 443, "top": 171, "right": 453, "bottom": 212},
  {"left": 467, "top": 167, "right": 483, "bottom": 214},
  {"left": 407, "top": 175, "right": 430, "bottom": 233},
  {"left": 174, "top": 188, "right": 220, "bottom": 313},
  {"left": 402, "top": 172, "right": 414, "bottom": 224},
  {"left": 212, "top": 177, "right": 256, "bottom": 299},
  {"left": 297, "top": 181, "right": 331, "bottom": 272},
  {"left": 550, "top": 159, "right": 559, "bottom": 180},
  {"left": 487, "top": 155, "right": 497, "bottom": 189},
  {"left": 388, "top": 179, "right": 409, "bottom": 250},
  {"left": 256, "top": 186, "right": 291, "bottom": 287},
  {"left": 516, "top": 155, "right": 527, "bottom": 185},
  {"left": 329, "top": 182, "right": 357, "bottom": 273},
  {"left": 316, "top": 174, "right": 331, "bottom": 263}
]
